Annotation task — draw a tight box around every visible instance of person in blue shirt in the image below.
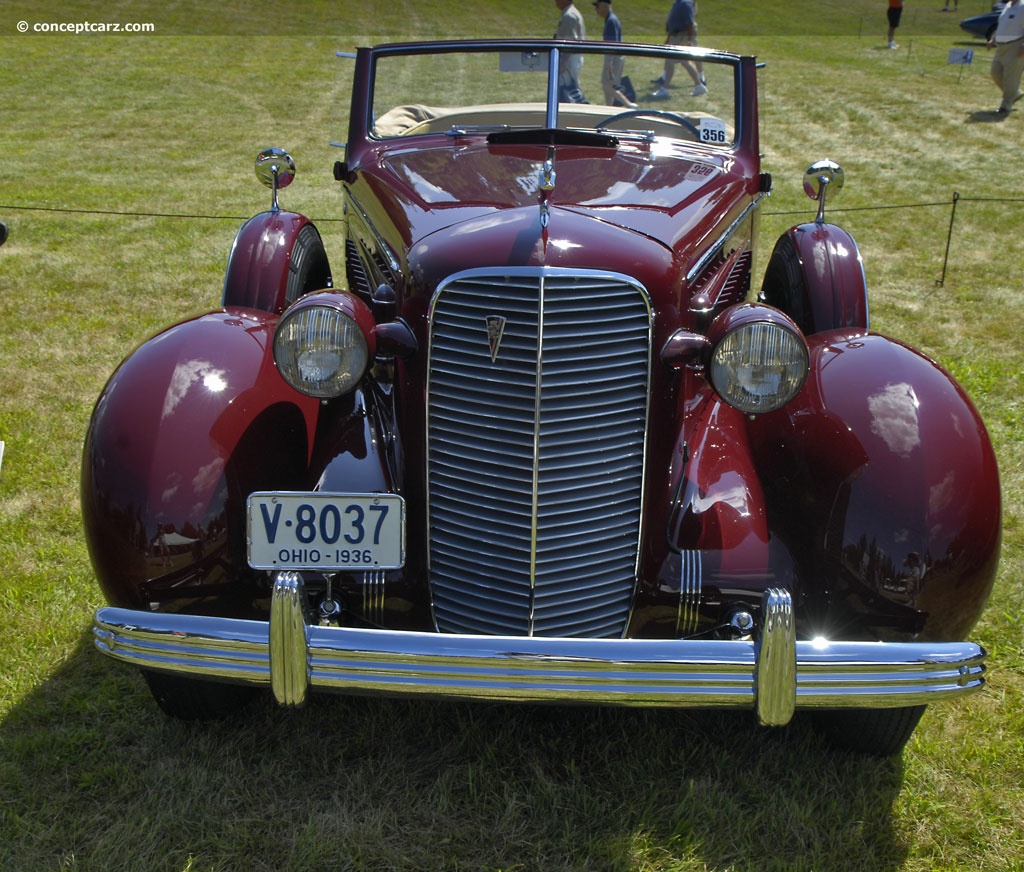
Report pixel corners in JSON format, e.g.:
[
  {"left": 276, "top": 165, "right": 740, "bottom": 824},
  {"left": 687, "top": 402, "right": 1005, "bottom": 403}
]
[
  {"left": 593, "top": 0, "right": 637, "bottom": 107},
  {"left": 651, "top": 0, "right": 707, "bottom": 98}
]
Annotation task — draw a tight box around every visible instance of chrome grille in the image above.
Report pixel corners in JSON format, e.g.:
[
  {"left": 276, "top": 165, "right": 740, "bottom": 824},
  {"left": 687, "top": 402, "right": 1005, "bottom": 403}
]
[{"left": 427, "top": 270, "right": 651, "bottom": 638}]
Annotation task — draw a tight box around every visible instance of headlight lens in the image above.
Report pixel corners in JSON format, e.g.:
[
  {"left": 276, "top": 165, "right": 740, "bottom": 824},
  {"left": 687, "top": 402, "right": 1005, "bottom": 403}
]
[
  {"left": 709, "top": 321, "right": 808, "bottom": 414},
  {"left": 274, "top": 304, "right": 370, "bottom": 398}
]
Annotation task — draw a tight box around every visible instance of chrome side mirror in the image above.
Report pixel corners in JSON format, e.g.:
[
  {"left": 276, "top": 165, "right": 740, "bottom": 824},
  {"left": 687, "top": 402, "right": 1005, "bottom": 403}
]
[
  {"left": 802, "top": 159, "right": 844, "bottom": 225},
  {"left": 255, "top": 147, "right": 296, "bottom": 213}
]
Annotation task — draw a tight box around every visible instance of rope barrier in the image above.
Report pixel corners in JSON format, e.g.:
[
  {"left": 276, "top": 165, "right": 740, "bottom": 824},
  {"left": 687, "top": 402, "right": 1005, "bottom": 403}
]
[
  {"left": 3, "top": 193, "right": 1022, "bottom": 285},
  {"left": 3, "top": 195, "right": 1021, "bottom": 222},
  {"left": 0, "top": 203, "right": 343, "bottom": 222}
]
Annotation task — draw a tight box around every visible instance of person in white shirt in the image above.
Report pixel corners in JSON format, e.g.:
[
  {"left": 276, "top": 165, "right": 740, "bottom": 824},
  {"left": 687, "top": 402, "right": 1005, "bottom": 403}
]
[
  {"left": 989, "top": 0, "right": 1024, "bottom": 113},
  {"left": 553, "top": 0, "right": 588, "bottom": 103}
]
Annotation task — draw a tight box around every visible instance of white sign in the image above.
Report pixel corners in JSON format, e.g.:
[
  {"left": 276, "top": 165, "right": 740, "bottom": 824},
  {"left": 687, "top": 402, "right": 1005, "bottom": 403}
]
[{"left": 247, "top": 492, "right": 406, "bottom": 570}]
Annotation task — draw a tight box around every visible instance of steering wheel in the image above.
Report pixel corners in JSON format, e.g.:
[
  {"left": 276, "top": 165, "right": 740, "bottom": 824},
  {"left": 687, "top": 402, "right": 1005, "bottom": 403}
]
[{"left": 596, "top": 109, "right": 700, "bottom": 139}]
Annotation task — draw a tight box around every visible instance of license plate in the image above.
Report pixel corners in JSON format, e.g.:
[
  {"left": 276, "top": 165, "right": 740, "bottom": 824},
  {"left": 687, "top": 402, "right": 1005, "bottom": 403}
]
[{"left": 246, "top": 492, "right": 405, "bottom": 571}]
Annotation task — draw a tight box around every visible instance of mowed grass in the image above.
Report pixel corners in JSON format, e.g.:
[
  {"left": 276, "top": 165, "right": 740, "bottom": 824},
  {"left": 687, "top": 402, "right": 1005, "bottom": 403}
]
[{"left": 1, "top": 1, "right": 1022, "bottom": 869}]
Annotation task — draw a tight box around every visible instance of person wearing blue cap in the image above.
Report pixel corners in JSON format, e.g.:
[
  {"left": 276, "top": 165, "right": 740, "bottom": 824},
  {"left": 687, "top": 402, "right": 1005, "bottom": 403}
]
[{"left": 593, "top": 1, "right": 637, "bottom": 108}]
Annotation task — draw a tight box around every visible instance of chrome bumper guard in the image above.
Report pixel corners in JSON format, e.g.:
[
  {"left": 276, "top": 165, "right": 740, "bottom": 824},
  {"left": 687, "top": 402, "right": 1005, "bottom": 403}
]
[{"left": 93, "top": 575, "right": 985, "bottom": 726}]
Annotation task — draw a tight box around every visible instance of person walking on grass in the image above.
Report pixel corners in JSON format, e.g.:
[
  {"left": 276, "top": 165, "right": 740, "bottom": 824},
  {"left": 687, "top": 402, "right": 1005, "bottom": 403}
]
[
  {"left": 651, "top": 0, "right": 706, "bottom": 98},
  {"left": 594, "top": 0, "right": 637, "bottom": 108},
  {"left": 553, "top": 0, "right": 588, "bottom": 102},
  {"left": 887, "top": 0, "right": 903, "bottom": 49},
  {"left": 989, "top": 0, "right": 1024, "bottom": 114}
]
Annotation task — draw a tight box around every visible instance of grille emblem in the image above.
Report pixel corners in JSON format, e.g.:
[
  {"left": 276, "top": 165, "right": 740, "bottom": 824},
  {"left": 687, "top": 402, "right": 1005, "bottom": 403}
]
[{"left": 485, "top": 315, "right": 507, "bottom": 362}]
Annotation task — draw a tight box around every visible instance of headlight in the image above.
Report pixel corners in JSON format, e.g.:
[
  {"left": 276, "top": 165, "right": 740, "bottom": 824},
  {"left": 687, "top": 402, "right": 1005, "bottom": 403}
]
[
  {"left": 709, "top": 316, "right": 808, "bottom": 414},
  {"left": 273, "top": 293, "right": 375, "bottom": 398}
]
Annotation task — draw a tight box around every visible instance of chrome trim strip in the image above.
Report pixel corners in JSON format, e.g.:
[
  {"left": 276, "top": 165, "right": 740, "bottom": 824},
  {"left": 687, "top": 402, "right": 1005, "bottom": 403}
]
[
  {"left": 677, "top": 549, "right": 702, "bottom": 637},
  {"left": 361, "top": 569, "right": 387, "bottom": 627},
  {"left": 345, "top": 191, "right": 401, "bottom": 276},
  {"left": 94, "top": 580, "right": 986, "bottom": 719},
  {"left": 685, "top": 194, "right": 765, "bottom": 285},
  {"left": 527, "top": 274, "right": 546, "bottom": 635}
]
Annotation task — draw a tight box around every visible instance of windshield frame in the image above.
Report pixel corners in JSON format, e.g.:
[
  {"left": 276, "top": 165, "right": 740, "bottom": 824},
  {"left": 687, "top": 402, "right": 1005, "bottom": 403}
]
[{"left": 344, "top": 39, "right": 755, "bottom": 156}]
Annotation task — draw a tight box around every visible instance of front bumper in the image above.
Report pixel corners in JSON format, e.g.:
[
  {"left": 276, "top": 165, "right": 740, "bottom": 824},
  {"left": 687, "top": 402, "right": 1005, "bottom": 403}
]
[{"left": 93, "top": 573, "right": 985, "bottom": 726}]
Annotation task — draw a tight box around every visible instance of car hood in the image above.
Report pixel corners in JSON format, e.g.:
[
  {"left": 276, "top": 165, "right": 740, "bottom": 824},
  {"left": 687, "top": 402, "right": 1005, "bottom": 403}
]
[{"left": 370, "top": 140, "right": 750, "bottom": 254}]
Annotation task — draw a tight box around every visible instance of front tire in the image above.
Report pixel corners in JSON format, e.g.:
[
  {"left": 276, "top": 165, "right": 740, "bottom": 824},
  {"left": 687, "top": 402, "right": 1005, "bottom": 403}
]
[
  {"left": 285, "top": 222, "right": 332, "bottom": 307},
  {"left": 810, "top": 705, "right": 926, "bottom": 756},
  {"left": 143, "top": 670, "right": 257, "bottom": 721},
  {"left": 760, "top": 233, "right": 810, "bottom": 333}
]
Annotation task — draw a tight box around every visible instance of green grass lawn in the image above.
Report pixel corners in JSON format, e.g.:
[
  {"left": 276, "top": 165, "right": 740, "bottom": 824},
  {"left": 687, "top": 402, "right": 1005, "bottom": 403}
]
[{"left": 1, "top": 1, "right": 1022, "bottom": 869}]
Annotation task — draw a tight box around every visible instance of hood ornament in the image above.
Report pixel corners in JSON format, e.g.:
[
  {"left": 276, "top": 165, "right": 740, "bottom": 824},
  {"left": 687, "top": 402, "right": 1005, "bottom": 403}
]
[
  {"left": 538, "top": 146, "right": 556, "bottom": 228},
  {"left": 485, "top": 315, "right": 507, "bottom": 363}
]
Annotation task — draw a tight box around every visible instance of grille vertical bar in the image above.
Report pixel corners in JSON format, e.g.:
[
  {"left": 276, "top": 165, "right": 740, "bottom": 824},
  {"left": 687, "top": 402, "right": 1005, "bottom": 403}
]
[{"left": 427, "top": 270, "right": 651, "bottom": 638}]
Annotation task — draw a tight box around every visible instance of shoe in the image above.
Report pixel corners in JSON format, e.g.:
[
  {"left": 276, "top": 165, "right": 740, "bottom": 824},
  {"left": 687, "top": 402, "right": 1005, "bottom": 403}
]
[
  {"left": 650, "top": 75, "right": 666, "bottom": 86},
  {"left": 650, "top": 86, "right": 670, "bottom": 100},
  {"left": 691, "top": 83, "right": 708, "bottom": 97},
  {"left": 995, "top": 106, "right": 1009, "bottom": 115},
  {"left": 887, "top": 41, "right": 898, "bottom": 49}
]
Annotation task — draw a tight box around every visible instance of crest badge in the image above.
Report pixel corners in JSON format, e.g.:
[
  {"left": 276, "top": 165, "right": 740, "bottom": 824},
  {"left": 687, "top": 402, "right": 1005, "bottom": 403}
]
[{"left": 485, "top": 315, "right": 507, "bottom": 363}]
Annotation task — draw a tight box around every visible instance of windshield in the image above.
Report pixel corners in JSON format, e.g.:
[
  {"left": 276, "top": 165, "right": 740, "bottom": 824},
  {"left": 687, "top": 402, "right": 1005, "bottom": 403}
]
[{"left": 369, "top": 43, "right": 738, "bottom": 148}]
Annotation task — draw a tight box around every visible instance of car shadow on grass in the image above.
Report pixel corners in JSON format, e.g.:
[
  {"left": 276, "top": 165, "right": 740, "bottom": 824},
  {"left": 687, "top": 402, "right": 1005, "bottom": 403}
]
[{"left": 1, "top": 631, "right": 910, "bottom": 872}]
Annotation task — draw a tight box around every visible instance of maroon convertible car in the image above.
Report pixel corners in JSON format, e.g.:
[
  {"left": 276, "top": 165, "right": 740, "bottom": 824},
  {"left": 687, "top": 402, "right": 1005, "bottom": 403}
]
[{"left": 84, "top": 39, "right": 1001, "bottom": 755}]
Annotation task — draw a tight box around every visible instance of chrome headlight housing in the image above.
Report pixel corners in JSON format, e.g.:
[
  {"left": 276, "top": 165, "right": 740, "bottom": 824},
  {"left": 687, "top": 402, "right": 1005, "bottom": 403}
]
[
  {"left": 708, "top": 306, "right": 808, "bottom": 414},
  {"left": 273, "top": 292, "right": 376, "bottom": 398}
]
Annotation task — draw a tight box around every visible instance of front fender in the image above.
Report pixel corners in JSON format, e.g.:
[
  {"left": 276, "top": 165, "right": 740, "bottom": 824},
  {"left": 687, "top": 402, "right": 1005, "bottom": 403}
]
[
  {"left": 222, "top": 211, "right": 333, "bottom": 314},
  {"left": 82, "top": 308, "right": 323, "bottom": 610},
  {"left": 667, "top": 396, "right": 770, "bottom": 556},
  {"left": 751, "top": 330, "right": 1001, "bottom": 641},
  {"left": 637, "top": 390, "right": 796, "bottom": 638},
  {"left": 761, "top": 223, "right": 868, "bottom": 335}
]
